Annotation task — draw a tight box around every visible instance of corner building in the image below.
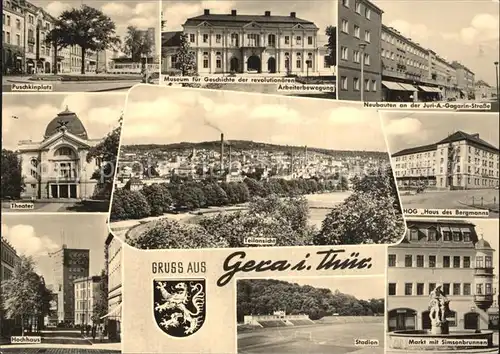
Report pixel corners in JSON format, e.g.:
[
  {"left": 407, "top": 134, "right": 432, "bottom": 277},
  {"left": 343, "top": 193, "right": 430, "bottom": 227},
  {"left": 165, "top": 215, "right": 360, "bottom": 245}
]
[
  {"left": 392, "top": 131, "right": 499, "bottom": 189},
  {"left": 18, "top": 107, "right": 102, "bottom": 200},
  {"left": 387, "top": 219, "right": 498, "bottom": 331},
  {"left": 337, "top": 0, "right": 383, "bottom": 101}
]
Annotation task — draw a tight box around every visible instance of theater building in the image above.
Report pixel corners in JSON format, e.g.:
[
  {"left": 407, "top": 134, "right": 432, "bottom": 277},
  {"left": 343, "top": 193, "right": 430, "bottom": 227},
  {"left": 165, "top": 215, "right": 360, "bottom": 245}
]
[
  {"left": 337, "top": 0, "right": 384, "bottom": 101},
  {"left": 163, "top": 9, "right": 332, "bottom": 76},
  {"left": 392, "top": 131, "right": 499, "bottom": 190},
  {"left": 387, "top": 219, "right": 497, "bottom": 331},
  {"left": 18, "top": 106, "right": 102, "bottom": 200},
  {"left": 101, "top": 233, "right": 122, "bottom": 342}
]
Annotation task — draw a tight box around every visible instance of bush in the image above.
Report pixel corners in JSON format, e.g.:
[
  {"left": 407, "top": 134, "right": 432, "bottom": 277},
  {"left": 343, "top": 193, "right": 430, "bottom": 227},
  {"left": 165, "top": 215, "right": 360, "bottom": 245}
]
[
  {"left": 110, "top": 189, "right": 151, "bottom": 221},
  {"left": 140, "top": 184, "right": 172, "bottom": 216}
]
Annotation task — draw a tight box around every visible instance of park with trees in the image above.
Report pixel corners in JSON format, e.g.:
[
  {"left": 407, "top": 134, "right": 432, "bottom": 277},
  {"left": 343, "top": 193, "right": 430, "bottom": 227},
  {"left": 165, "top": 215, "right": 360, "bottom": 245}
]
[{"left": 117, "top": 165, "right": 405, "bottom": 248}]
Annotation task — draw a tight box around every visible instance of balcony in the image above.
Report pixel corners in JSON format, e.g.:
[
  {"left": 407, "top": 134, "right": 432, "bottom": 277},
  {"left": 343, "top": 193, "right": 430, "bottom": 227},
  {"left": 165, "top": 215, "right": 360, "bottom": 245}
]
[
  {"left": 27, "top": 37, "right": 36, "bottom": 45},
  {"left": 474, "top": 267, "right": 494, "bottom": 275},
  {"left": 474, "top": 294, "right": 494, "bottom": 310}
]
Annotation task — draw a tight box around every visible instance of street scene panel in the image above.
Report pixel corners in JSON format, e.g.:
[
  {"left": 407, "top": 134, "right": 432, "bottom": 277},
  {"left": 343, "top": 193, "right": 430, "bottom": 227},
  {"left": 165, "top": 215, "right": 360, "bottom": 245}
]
[
  {"left": 2, "top": 93, "right": 123, "bottom": 213},
  {"left": 161, "top": 0, "right": 338, "bottom": 100},
  {"left": 386, "top": 218, "right": 499, "bottom": 353},
  {"left": 336, "top": 0, "right": 499, "bottom": 110},
  {"left": 381, "top": 111, "right": 499, "bottom": 219},
  {"left": 237, "top": 276, "right": 385, "bottom": 354},
  {"left": 109, "top": 85, "right": 405, "bottom": 249},
  {"left": 0, "top": 214, "right": 123, "bottom": 353},
  {"left": 2, "top": 0, "right": 160, "bottom": 93}
]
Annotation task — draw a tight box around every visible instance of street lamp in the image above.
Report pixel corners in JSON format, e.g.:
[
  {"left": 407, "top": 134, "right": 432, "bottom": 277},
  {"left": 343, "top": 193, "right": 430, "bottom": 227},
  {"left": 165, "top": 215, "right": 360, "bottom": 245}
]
[
  {"left": 494, "top": 61, "right": 499, "bottom": 104},
  {"left": 359, "top": 43, "right": 367, "bottom": 102}
]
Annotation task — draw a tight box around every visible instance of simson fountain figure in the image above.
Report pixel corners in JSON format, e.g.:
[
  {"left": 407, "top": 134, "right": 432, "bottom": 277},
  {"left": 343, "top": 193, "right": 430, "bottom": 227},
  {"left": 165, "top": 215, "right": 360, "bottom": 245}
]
[{"left": 428, "top": 284, "right": 450, "bottom": 335}]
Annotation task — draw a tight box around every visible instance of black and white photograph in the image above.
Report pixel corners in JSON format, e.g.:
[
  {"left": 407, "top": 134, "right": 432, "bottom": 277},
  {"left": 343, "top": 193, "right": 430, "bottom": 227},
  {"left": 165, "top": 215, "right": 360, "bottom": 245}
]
[
  {"left": 1, "top": 93, "right": 123, "bottom": 213},
  {"left": 386, "top": 218, "right": 499, "bottom": 353},
  {"left": 381, "top": 111, "right": 499, "bottom": 218},
  {"left": 336, "top": 0, "right": 499, "bottom": 109},
  {"left": 160, "top": 0, "right": 337, "bottom": 99},
  {"left": 236, "top": 276, "right": 385, "bottom": 354},
  {"left": 109, "top": 85, "right": 405, "bottom": 249},
  {"left": 0, "top": 214, "right": 122, "bottom": 353},
  {"left": 2, "top": 0, "right": 160, "bottom": 92}
]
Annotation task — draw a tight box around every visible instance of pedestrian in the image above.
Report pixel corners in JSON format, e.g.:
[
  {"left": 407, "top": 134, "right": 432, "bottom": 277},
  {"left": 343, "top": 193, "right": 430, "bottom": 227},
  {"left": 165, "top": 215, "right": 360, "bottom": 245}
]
[
  {"left": 98, "top": 325, "right": 104, "bottom": 343},
  {"left": 91, "top": 325, "right": 96, "bottom": 341}
]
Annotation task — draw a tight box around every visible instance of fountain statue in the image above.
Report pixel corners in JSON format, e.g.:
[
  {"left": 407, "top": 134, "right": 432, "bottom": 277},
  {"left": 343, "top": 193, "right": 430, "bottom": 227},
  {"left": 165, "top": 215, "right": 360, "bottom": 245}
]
[{"left": 428, "top": 284, "right": 450, "bottom": 335}]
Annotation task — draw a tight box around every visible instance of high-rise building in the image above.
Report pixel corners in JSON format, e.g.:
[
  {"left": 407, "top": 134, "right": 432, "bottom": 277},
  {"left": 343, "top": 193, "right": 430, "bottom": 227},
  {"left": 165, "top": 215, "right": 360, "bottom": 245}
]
[{"left": 49, "top": 245, "right": 90, "bottom": 324}]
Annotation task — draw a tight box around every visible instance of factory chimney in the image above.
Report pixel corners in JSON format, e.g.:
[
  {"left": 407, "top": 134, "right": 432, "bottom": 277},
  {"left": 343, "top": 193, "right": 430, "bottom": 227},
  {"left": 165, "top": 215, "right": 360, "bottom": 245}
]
[
  {"left": 220, "top": 133, "right": 224, "bottom": 173},
  {"left": 228, "top": 144, "right": 232, "bottom": 175},
  {"left": 290, "top": 147, "right": 294, "bottom": 175}
]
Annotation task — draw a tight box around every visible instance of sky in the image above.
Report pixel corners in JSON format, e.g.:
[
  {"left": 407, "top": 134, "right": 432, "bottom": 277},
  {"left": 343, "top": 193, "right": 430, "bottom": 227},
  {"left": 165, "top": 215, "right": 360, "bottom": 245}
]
[
  {"left": 2, "top": 93, "right": 125, "bottom": 150},
  {"left": 1, "top": 214, "right": 110, "bottom": 287},
  {"left": 29, "top": 0, "right": 160, "bottom": 45},
  {"left": 380, "top": 111, "right": 500, "bottom": 154},
  {"left": 372, "top": 0, "right": 500, "bottom": 86},
  {"left": 272, "top": 275, "right": 386, "bottom": 300},
  {"left": 122, "top": 85, "right": 388, "bottom": 151},
  {"left": 162, "top": 0, "right": 337, "bottom": 34}
]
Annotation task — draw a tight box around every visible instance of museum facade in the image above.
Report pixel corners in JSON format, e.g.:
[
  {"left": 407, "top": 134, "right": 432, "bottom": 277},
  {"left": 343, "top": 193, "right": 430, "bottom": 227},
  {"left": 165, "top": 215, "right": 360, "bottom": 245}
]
[{"left": 18, "top": 107, "right": 102, "bottom": 200}]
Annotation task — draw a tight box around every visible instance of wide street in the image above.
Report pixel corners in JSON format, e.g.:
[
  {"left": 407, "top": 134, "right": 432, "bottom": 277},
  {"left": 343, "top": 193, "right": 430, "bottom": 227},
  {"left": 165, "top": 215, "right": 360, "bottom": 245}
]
[{"left": 2, "top": 76, "right": 139, "bottom": 92}]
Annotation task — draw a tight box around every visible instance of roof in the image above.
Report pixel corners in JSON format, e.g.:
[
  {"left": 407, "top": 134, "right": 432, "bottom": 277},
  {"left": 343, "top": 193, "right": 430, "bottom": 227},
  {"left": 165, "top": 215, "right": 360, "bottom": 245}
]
[
  {"left": 475, "top": 238, "right": 493, "bottom": 250},
  {"left": 392, "top": 143, "right": 436, "bottom": 157},
  {"left": 162, "top": 31, "right": 182, "bottom": 47},
  {"left": 44, "top": 106, "right": 88, "bottom": 140},
  {"left": 183, "top": 12, "right": 318, "bottom": 30}
]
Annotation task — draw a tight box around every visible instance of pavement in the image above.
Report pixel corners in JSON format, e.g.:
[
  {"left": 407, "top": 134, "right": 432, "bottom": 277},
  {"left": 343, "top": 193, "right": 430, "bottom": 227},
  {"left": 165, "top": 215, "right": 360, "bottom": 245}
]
[{"left": 0, "top": 347, "right": 121, "bottom": 353}]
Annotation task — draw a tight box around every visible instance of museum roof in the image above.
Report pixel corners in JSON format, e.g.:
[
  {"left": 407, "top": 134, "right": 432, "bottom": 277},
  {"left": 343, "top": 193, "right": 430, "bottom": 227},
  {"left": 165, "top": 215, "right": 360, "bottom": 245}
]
[
  {"left": 44, "top": 106, "right": 88, "bottom": 140},
  {"left": 184, "top": 12, "right": 318, "bottom": 29},
  {"left": 475, "top": 238, "right": 493, "bottom": 250},
  {"left": 162, "top": 31, "right": 182, "bottom": 47}
]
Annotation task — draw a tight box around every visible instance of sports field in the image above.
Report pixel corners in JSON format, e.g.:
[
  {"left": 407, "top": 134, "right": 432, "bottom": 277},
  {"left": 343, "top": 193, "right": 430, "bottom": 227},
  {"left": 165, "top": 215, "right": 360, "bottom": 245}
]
[{"left": 238, "top": 323, "right": 384, "bottom": 354}]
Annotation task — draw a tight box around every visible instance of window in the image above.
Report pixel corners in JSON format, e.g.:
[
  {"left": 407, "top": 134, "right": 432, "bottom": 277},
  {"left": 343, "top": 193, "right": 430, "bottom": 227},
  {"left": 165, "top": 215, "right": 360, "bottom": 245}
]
[
  {"left": 365, "top": 8, "right": 371, "bottom": 19},
  {"left": 486, "top": 283, "right": 492, "bottom": 294},
  {"left": 296, "top": 36, "right": 302, "bottom": 45},
  {"left": 476, "top": 284, "right": 483, "bottom": 295},
  {"left": 340, "top": 76, "right": 348, "bottom": 90},
  {"left": 247, "top": 33, "right": 259, "bottom": 46},
  {"left": 371, "top": 80, "right": 376, "bottom": 91},
  {"left": 485, "top": 256, "right": 492, "bottom": 268},
  {"left": 453, "top": 256, "right": 460, "bottom": 268},
  {"left": 203, "top": 34, "right": 209, "bottom": 43},
  {"left": 476, "top": 256, "right": 484, "bottom": 268},
  {"left": 341, "top": 46, "right": 348, "bottom": 60},
  {"left": 405, "top": 283, "right": 413, "bottom": 295},
  {"left": 463, "top": 256, "right": 470, "bottom": 268},
  {"left": 16, "top": 19, "right": 20, "bottom": 29},
  {"left": 307, "top": 36, "right": 313, "bottom": 45},
  {"left": 364, "top": 79, "right": 370, "bottom": 91},
  {"left": 388, "top": 283, "right": 396, "bottom": 295},
  {"left": 215, "top": 52, "right": 222, "bottom": 69},
  {"left": 442, "top": 283, "right": 450, "bottom": 295},
  {"left": 429, "top": 283, "right": 436, "bottom": 294},
  {"left": 355, "top": 1, "right": 361, "bottom": 13},
  {"left": 416, "top": 255, "right": 424, "bottom": 267},
  {"left": 463, "top": 283, "right": 471, "bottom": 295},
  {"left": 231, "top": 33, "right": 239, "bottom": 46},
  {"left": 354, "top": 25, "right": 360, "bottom": 38},
  {"left": 189, "top": 34, "right": 195, "bottom": 43},
  {"left": 296, "top": 53, "right": 301, "bottom": 68},
  {"left": 6, "top": 15, "right": 10, "bottom": 26},
  {"left": 203, "top": 52, "right": 209, "bottom": 68},
  {"left": 216, "top": 34, "right": 221, "bottom": 43},
  {"left": 15, "top": 34, "right": 20, "bottom": 46},
  {"left": 453, "top": 232, "right": 461, "bottom": 241},
  {"left": 353, "top": 50, "right": 360, "bottom": 63},
  {"left": 342, "top": 0, "right": 349, "bottom": 7},
  {"left": 285, "top": 36, "right": 290, "bottom": 44},
  {"left": 307, "top": 53, "right": 313, "bottom": 68},
  {"left": 353, "top": 77, "right": 360, "bottom": 90},
  {"left": 268, "top": 34, "right": 276, "bottom": 46},
  {"left": 443, "top": 256, "right": 450, "bottom": 268},
  {"left": 6, "top": 32, "right": 10, "bottom": 44},
  {"left": 428, "top": 229, "right": 436, "bottom": 241},
  {"left": 453, "top": 283, "right": 460, "bottom": 295},
  {"left": 409, "top": 229, "right": 418, "bottom": 240},
  {"left": 388, "top": 254, "right": 396, "bottom": 267},
  {"left": 364, "top": 53, "right": 370, "bottom": 65},
  {"left": 429, "top": 255, "right": 436, "bottom": 267},
  {"left": 443, "top": 231, "right": 451, "bottom": 241},
  {"left": 364, "top": 30, "right": 371, "bottom": 42},
  {"left": 417, "top": 283, "right": 424, "bottom": 295},
  {"left": 404, "top": 255, "right": 412, "bottom": 267},
  {"left": 341, "top": 19, "right": 348, "bottom": 33}
]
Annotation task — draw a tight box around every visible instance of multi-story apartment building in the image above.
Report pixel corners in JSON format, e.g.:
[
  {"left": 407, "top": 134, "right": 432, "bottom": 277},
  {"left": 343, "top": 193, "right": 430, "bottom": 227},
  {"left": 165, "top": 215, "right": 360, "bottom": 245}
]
[
  {"left": 2, "top": 0, "right": 25, "bottom": 74},
  {"left": 163, "top": 9, "right": 331, "bottom": 76},
  {"left": 474, "top": 80, "right": 497, "bottom": 102},
  {"left": 428, "top": 50, "right": 459, "bottom": 100},
  {"left": 452, "top": 61, "right": 475, "bottom": 99},
  {"left": 338, "top": 0, "right": 383, "bottom": 101},
  {"left": 392, "top": 131, "right": 499, "bottom": 190},
  {"left": 49, "top": 245, "right": 90, "bottom": 324},
  {"left": 103, "top": 233, "right": 122, "bottom": 341},
  {"left": 74, "top": 276, "right": 102, "bottom": 327},
  {"left": 387, "top": 219, "right": 498, "bottom": 331},
  {"left": 0, "top": 237, "right": 21, "bottom": 337}
]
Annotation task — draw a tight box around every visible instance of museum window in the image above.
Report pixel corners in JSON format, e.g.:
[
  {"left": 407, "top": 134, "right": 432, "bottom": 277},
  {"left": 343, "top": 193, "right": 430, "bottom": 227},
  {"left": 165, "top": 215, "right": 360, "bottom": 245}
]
[
  {"left": 296, "top": 36, "right": 302, "bottom": 45},
  {"left": 171, "top": 55, "right": 178, "bottom": 69},
  {"left": 476, "top": 284, "right": 483, "bottom": 295},
  {"left": 215, "top": 52, "right": 222, "bottom": 69},
  {"left": 247, "top": 33, "right": 259, "bottom": 47},
  {"left": 307, "top": 36, "right": 313, "bottom": 45},
  {"left": 485, "top": 256, "right": 492, "bottom": 268},
  {"left": 416, "top": 283, "right": 424, "bottom": 295},
  {"left": 485, "top": 283, "right": 492, "bottom": 294},
  {"left": 56, "top": 147, "right": 73, "bottom": 156},
  {"left": 405, "top": 283, "right": 413, "bottom": 296},
  {"left": 476, "top": 256, "right": 484, "bottom": 268},
  {"left": 453, "top": 283, "right": 461, "bottom": 295},
  {"left": 388, "top": 254, "right": 396, "bottom": 267},
  {"left": 429, "top": 255, "right": 436, "bottom": 268},
  {"left": 409, "top": 228, "right": 418, "bottom": 240},
  {"left": 443, "top": 256, "right": 450, "bottom": 268},
  {"left": 452, "top": 256, "right": 460, "bottom": 268},
  {"left": 231, "top": 33, "right": 239, "bottom": 46},
  {"left": 268, "top": 34, "right": 276, "bottom": 46},
  {"left": 416, "top": 255, "right": 424, "bottom": 267},
  {"left": 388, "top": 283, "right": 396, "bottom": 296},
  {"left": 427, "top": 229, "right": 436, "bottom": 241},
  {"left": 443, "top": 231, "right": 451, "bottom": 241},
  {"left": 215, "top": 34, "right": 221, "bottom": 43},
  {"left": 203, "top": 34, "right": 209, "bottom": 43},
  {"left": 442, "top": 283, "right": 450, "bottom": 295},
  {"left": 463, "top": 256, "right": 470, "bottom": 268},
  {"left": 404, "top": 255, "right": 412, "bottom": 267},
  {"left": 447, "top": 311, "right": 457, "bottom": 327},
  {"left": 203, "top": 52, "right": 209, "bottom": 68},
  {"left": 187, "top": 33, "right": 194, "bottom": 43},
  {"left": 463, "top": 283, "right": 471, "bottom": 295}
]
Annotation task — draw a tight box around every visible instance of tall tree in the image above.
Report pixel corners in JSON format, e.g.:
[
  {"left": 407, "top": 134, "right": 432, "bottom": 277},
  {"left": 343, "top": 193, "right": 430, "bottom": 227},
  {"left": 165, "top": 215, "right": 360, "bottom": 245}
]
[
  {"left": 1, "top": 149, "right": 24, "bottom": 199},
  {"left": 86, "top": 115, "right": 122, "bottom": 200},
  {"left": 123, "top": 26, "right": 155, "bottom": 62},
  {"left": 325, "top": 26, "right": 337, "bottom": 66},
  {"left": 45, "top": 20, "right": 69, "bottom": 75},
  {"left": 175, "top": 33, "right": 197, "bottom": 76},
  {"left": 1, "top": 256, "right": 52, "bottom": 334},
  {"left": 92, "top": 270, "right": 108, "bottom": 324},
  {"left": 55, "top": 5, "right": 121, "bottom": 74}
]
